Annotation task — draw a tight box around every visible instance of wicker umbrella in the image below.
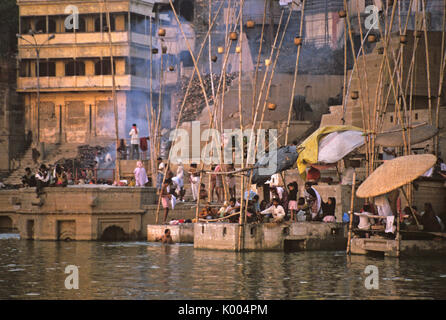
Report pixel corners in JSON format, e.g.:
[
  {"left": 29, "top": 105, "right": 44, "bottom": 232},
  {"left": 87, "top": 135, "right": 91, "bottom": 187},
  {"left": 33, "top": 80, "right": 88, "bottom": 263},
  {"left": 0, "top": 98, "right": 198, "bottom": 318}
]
[
  {"left": 375, "top": 122, "right": 439, "bottom": 147},
  {"left": 356, "top": 154, "right": 437, "bottom": 198}
]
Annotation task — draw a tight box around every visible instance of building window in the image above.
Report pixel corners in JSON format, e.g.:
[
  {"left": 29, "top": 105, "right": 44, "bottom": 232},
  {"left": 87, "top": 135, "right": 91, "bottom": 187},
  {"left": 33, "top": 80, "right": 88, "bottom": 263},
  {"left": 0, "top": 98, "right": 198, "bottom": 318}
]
[
  {"left": 65, "top": 17, "right": 86, "bottom": 33},
  {"left": 48, "top": 18, "right": 57, "bottom": 33},
  {"left": 35, "top": 18, "right": 46, "bottom": 33},
  {"left": 19, "top": 60, "right": 32, "bottom": 77},
  {"left": 179, "top": 50, "right": 193, "bottom": 67},
  {"left": 415, "top": 113, "right": 418, "bottom": 120},
  {"left": 65, "top": 60, "right": 85, "bottom": 76},
  {"left": 175, "top": 0, "right": 194, "bottom": 22},
  {"left": 39, "top": 61, "right": 56, "bottom": 77},
  {"left": 95, "top": 59, "right": 114, "bottom": 75},
  {"left": 390, "top": 115, "right": 394, "bottom": 123},
  {"left": 21, "top": 17, "right": 33, "bottom": 34},
  {"left": 131, "top": 13, "right": 146, "bottom": 34},
  {"left": 95, "top": 14, "right": 115, "bottom": 32},
  {"left": 129, "top": 58, "right": 148, "bottom": 77}
]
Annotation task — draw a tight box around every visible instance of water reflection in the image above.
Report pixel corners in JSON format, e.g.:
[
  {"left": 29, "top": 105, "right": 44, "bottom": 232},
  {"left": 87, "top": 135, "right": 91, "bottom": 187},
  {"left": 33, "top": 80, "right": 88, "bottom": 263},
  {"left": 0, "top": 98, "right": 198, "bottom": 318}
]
[{"left": 0, "top": 239, "right": 445, "bottom": 299}]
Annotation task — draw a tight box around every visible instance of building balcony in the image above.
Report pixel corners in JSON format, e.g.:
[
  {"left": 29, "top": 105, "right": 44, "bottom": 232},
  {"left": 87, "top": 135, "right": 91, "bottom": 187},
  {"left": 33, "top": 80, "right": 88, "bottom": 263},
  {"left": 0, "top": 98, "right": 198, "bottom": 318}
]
[
  {"left": 18, "top": 32, "right": 158, "bottom": 57},
  {"left": 17, "top": 74, "right": 178, "bottom": 92}
]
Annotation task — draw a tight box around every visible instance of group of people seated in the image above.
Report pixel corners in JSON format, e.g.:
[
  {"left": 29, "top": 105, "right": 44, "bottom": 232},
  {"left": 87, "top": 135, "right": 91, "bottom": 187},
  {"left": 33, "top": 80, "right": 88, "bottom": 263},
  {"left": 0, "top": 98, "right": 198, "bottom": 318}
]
[
  {"left": 21, "top": 164, "right": 71, "bottom": 197},
  {"left": 353, "top": 198, "right": 445, "bottom": 235},
  {"left": 196, "top": 181, "right": 338, "bottom": 224}
]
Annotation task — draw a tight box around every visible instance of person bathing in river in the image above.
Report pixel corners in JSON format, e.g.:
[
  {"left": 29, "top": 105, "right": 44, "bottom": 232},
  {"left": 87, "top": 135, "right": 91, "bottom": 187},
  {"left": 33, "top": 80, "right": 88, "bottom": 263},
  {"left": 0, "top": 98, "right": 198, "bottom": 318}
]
[
  {"left": 260, "top": 198, "right": 285, "bottom": 223},
  {"left": 156, "top": 229, "right": 173, "bottom": 244}
]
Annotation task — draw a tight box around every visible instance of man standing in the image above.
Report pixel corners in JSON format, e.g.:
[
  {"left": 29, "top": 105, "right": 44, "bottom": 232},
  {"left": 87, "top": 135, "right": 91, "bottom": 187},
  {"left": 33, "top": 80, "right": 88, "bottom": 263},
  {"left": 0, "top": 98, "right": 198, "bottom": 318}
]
[{"left": 129, "top": 123, "right": 140, "bottom": 160}]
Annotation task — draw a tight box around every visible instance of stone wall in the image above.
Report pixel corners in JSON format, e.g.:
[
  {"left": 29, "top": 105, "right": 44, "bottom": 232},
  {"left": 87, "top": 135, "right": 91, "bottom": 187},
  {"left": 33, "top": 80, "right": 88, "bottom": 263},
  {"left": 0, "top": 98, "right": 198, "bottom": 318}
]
[
  {"left": 0, "top": 185, "right": 157, "bottom": 240},
  {"left": 193, "top": 221, "right": 347, "bottom": 251},
  {"left": 0, "top": 58, "right": 25, "bottom": 173}
]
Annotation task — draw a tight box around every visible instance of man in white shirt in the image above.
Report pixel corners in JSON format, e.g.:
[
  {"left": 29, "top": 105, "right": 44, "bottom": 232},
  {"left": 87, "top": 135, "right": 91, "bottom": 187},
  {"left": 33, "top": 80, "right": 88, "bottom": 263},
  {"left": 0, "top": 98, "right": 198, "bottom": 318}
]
[
  {"left": 129, "top": 123, "right": 139, "bottom": 160},
  {"left": 260, "top": 198, "right": 285, "bottom": 223}
]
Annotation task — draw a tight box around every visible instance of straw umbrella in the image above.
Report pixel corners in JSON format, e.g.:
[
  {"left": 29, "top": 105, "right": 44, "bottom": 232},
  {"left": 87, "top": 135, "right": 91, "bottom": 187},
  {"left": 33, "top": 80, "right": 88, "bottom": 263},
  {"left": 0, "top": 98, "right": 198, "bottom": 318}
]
[
  {"left": 356, "top": 154, "right": 437, "bottom": 199},
  {"left": 355, "top": 154, "right": 437, "bottom": 257}
]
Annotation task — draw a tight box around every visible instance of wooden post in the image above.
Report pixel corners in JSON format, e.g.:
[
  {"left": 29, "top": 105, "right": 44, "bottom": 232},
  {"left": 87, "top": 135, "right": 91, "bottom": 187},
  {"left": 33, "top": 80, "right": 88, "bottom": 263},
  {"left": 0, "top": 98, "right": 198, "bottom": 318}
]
[
  {"left": 346, "top": 169, "right": 356, "bottom": 254},
  {"left": 396, "top": 202, "right": 401, "bottom": 257}
]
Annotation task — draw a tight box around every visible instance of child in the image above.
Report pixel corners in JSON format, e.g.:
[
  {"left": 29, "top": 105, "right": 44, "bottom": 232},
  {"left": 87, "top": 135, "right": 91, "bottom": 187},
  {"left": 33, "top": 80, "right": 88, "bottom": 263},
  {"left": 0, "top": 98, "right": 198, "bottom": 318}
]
[
  {"left": 287, "top": 182, "right": 298, "bottom": 221},
  {"left": 296, "top": 197, "right": 309, "bottom": 222},
  {"left": 199, "top": 183, "right": 208, "bottom": 202}
]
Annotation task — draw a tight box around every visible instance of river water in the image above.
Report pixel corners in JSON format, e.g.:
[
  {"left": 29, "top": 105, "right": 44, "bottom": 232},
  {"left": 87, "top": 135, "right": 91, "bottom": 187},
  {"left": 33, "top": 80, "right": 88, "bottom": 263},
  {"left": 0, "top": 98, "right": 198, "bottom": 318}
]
[{"left": 1, "top": 235, "right": 446, "bottom": 299}]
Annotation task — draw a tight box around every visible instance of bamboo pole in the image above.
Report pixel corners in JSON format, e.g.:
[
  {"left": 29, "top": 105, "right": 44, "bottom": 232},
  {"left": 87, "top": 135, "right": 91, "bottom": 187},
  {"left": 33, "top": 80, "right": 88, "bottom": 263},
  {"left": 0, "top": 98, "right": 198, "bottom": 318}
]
[
  {"left": 435, "top": 0, "right": 446, "bottom": 156},
  {"left": 154, "top": 0, "right": 226, "bottom": 224},
  {"left": 356, "top": 0, "right": 372, "bottom": 175},
  {"left": 342, "top": 16, "right": 347, "bottom": 125},
  {"left": 241, "top": 7, "right": 290, "bottom": 238},
  {"left": 421, "top": 0, "right": 433, "bottom": 125},
  {"left": 346, "top": 170, "right": 356, "bottom": 255},
  {"left": 251, "top": 0, "right": 268, "bottom": 124},
  {"left": 237, "top": 0, "right": 245, "bottom": 252},
  {"left": 104, "top": 0, "right": 120, "bottom": 183},
  {"left": 168, "top": 0, "right": 241, "bottom": 222},
  {"left": 148, "top": 15, "right": 157, "bottom": 187},
  {"left": 285, "top": 0, "right": 306, "bottom": 145}
]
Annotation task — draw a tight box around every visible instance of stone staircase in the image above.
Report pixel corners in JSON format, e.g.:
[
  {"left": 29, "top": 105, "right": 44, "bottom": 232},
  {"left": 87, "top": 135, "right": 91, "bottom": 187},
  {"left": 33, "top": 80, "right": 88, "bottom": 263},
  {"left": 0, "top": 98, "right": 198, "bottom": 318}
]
[
  {"left": 3, "top": 143, "right": 81, "bottom": 185},
  {"left": 320, "top": 105, "right": 344, "bottom": 127}
]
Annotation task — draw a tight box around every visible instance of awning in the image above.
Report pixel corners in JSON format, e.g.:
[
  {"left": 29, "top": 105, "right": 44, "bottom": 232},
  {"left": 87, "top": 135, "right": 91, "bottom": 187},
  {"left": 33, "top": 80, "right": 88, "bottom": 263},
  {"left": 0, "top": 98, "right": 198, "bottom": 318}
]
[{"left": 296, "top": 125, "right": 365, "bottom": 179}]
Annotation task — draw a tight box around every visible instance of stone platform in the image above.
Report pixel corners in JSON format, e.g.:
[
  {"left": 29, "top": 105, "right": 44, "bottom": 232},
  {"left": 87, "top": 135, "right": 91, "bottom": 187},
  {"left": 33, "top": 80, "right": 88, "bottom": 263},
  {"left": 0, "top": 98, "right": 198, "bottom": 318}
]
[
  {"left": 193, "top": 222, "right": 348, "bottom": 252},
  {"left": 147, "top": 223, "right": 194, "bottom": 243},
  {"left": 350, "top": 237, "right": 446, "bottom": 257}
]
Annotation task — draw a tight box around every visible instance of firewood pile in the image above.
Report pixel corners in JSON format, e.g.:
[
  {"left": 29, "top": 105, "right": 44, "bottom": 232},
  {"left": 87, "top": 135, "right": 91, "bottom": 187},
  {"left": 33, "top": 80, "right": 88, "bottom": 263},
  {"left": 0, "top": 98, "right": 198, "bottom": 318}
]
[
  {"left": 176, "top": 72, "right": 238, "bottom": 123},
  {"left": 56, "top": 145, "right": 110, "bottom": 171}
]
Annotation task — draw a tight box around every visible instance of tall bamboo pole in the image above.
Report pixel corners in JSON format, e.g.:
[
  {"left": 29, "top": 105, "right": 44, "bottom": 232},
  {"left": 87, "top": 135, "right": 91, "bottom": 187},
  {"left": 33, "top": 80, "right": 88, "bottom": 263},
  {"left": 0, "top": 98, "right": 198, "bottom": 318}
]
[
  {"left": 285, "top": 0, "right": 306, "bottom": 145},
  {"left": 421, "top": 0, "right": 433, "bottom": 125},
  {"left": 154, "top": 0, "right": 226, "bottom": 224},
  {"left": 237, "top": 0, "right": 245, "bottom": 252},
  {"left": 104, "top": 0, "right": 120, "bottom": 182},
  {"left": 346, "top": 170, "right": 356, "bottom": 255},
  {"left": 251, "top": 0, "right": 268, "bottom": 124},
  {"left": 435, "top": 0, "right": 446, "bottom": 155}
]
